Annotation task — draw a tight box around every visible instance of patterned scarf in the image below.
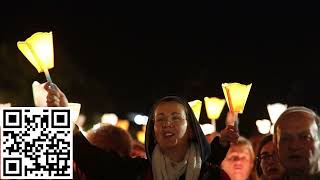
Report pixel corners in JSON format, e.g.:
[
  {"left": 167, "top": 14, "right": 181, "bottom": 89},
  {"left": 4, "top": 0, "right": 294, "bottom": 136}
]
[{"left": 152, "top": 143, "right": 202, "bottom": 180}]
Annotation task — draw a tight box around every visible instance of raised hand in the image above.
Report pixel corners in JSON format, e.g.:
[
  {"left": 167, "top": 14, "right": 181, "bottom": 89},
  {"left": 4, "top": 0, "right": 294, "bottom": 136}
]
[
  {"left": 220, "top": 125, "right": 239, "bottom": 147},
  {"left": 44, "top": 82, "right": 69, "bottom": 107}
]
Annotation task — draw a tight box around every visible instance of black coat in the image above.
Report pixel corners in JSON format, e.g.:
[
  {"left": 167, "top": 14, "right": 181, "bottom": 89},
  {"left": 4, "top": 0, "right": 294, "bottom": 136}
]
[
  {"left": 74, "top": 132, "right": 229, "bottom": 180},
  {"left": 74, "top": 96, "right": 230, "bottom": 180}
]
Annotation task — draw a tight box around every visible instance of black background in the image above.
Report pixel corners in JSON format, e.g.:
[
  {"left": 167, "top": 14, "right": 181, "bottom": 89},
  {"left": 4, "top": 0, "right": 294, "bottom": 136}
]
[{"left": 1, "top": 1, "right": 320, "bottom": 137}]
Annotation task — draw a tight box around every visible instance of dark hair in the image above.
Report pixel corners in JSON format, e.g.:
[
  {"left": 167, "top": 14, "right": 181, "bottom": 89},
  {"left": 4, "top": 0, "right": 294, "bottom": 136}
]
[
  {"left": 148, "top": 96, "right": 191, "bottom": 124},
  {"left": 146, "top": 96, "right": 195, "bottom": 145},
  {"left": 255, "top": 134, "right": 273, "bottom": 177},
  {"left": 145, "top": 96, "right": 210, "bottom": 162}
]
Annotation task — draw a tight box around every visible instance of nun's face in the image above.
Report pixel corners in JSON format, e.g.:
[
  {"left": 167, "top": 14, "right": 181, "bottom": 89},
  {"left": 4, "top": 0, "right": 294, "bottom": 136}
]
[{"left": 153, "top": 101, "right": 190, "bottom": 150}]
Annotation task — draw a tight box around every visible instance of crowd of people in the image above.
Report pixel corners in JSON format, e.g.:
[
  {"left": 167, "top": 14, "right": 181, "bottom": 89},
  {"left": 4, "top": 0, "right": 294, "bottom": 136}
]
[
  {"left": 1, "top": 81, "right": 319, "bottom": 180},
  {"left": 43, "top": 82, "right": 320, "bottom": 180}
]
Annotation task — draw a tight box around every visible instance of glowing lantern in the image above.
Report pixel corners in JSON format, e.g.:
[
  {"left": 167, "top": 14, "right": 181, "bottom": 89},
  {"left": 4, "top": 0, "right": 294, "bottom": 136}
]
[
  {"left": 267, "top": 103, "right": 287, "bottom": 124},
  {"left": 101, "top": 113, "right": 118, "bottom": 125},
  {"left": 204, "top": 97, "right": 225, "bottom": 120},
  {"left": 68, "top": 103, "right": 81, "bottom": 123},
  {"left": 116, "top": 119, "right": 130, "bottom": 131},
  {"left": 256, "top": 119, "right": 272, "bottom": 134},
  {"left": 200, "top": 123, "right": 216, "bottom": 135},
  {"left": 222, "top": 82, "right": 252, "bottom": 113},
  {"left": 137, "top": 131, "right": 145, "bottom": 144},
  {"left": 17, "top": 32, "right": 54, "bottom": 83},
  {"left": 188, "top": 100, "right": 202, "bottom": 121},
  {"left": 137, "top": 125, "right": 146, "bottom": 144},
  {"left": 203, "top": 97, "right": 225, "bottom": 131},
  {"left": 134, "top": 114, "right": 148, "bottom": 125}
]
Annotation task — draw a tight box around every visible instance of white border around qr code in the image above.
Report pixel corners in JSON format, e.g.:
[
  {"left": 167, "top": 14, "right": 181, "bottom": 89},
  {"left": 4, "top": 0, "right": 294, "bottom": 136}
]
[{"left": 0, "top": 107, "right": 73, "bottom": 179}]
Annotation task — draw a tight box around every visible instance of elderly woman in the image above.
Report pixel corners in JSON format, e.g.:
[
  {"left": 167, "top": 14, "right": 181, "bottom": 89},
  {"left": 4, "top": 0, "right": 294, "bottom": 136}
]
[
  {"left": 45, "top": 83, "right": 239, "bottom": 180},
  {"left": 221, "top": 136, "right": 255, "bottom": 180}
]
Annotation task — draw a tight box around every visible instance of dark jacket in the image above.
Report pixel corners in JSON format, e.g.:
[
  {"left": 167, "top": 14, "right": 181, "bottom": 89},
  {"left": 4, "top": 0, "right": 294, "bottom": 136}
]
[
  {"left": 74, "top": 96, "right": 230, "bottom": 180},
  {"left": 74, "top": 131, "right": 229, "bottom": 180}
]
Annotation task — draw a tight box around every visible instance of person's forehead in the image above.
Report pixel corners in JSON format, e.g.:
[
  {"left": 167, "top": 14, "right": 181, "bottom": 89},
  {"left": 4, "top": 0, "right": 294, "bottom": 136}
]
[
  {"left": 278, "top": 112, "right": 315, "bottom": 131},
  {"left": 228, "top": 145, "right": 251, "bottom": 155},
  {"left": 155, "top": 101, "right": 185, "bottom": 113},
  {"left": 261, "top": 141, "right": 274, "bottom": 153}
]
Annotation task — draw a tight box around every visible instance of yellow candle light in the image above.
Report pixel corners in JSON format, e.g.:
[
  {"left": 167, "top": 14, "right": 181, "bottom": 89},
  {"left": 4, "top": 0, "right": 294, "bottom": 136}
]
[
  {"left": 188, "top": 100, "right": 202, "bottom": 121},
  {"left": 137, "top": 131, "right": 145, "bottom": 144},
  {"left": 204, "top": 97, "right": 226, "bottom": 120},
  {"left": 222, "top": 82, "right": 252, "bottom": 113},
  {"left": 116, "top": 119, "right": 130, "bottom": 131},
  {"left": 17, "top": 31, "right": 54, "bottom": 83}
]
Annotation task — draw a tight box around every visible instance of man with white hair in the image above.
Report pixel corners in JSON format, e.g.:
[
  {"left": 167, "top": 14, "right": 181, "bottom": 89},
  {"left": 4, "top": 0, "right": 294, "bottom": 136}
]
[{"left": 273, "top": 106, "right": 320, "bottom": 179}]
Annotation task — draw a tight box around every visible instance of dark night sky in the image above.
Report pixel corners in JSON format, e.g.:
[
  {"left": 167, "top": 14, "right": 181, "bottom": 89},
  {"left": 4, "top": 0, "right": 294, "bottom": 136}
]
[{"left": 1, "top": 2, "right": 320, "bottom": 137}]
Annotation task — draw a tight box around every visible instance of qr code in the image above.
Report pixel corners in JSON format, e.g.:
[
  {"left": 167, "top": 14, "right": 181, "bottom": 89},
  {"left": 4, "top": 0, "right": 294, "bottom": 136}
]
[{"left": 0, "top": 107, "right": 73, "bottom": 179}]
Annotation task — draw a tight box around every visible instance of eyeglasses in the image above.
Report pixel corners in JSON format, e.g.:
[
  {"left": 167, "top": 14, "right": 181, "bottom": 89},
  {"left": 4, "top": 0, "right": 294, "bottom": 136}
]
[
  {"left": 257, "top": 152, "right": 278, "bottom": 161},
  {"left": 154, "top": 115, "right": 185, "bottom": 126}
]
